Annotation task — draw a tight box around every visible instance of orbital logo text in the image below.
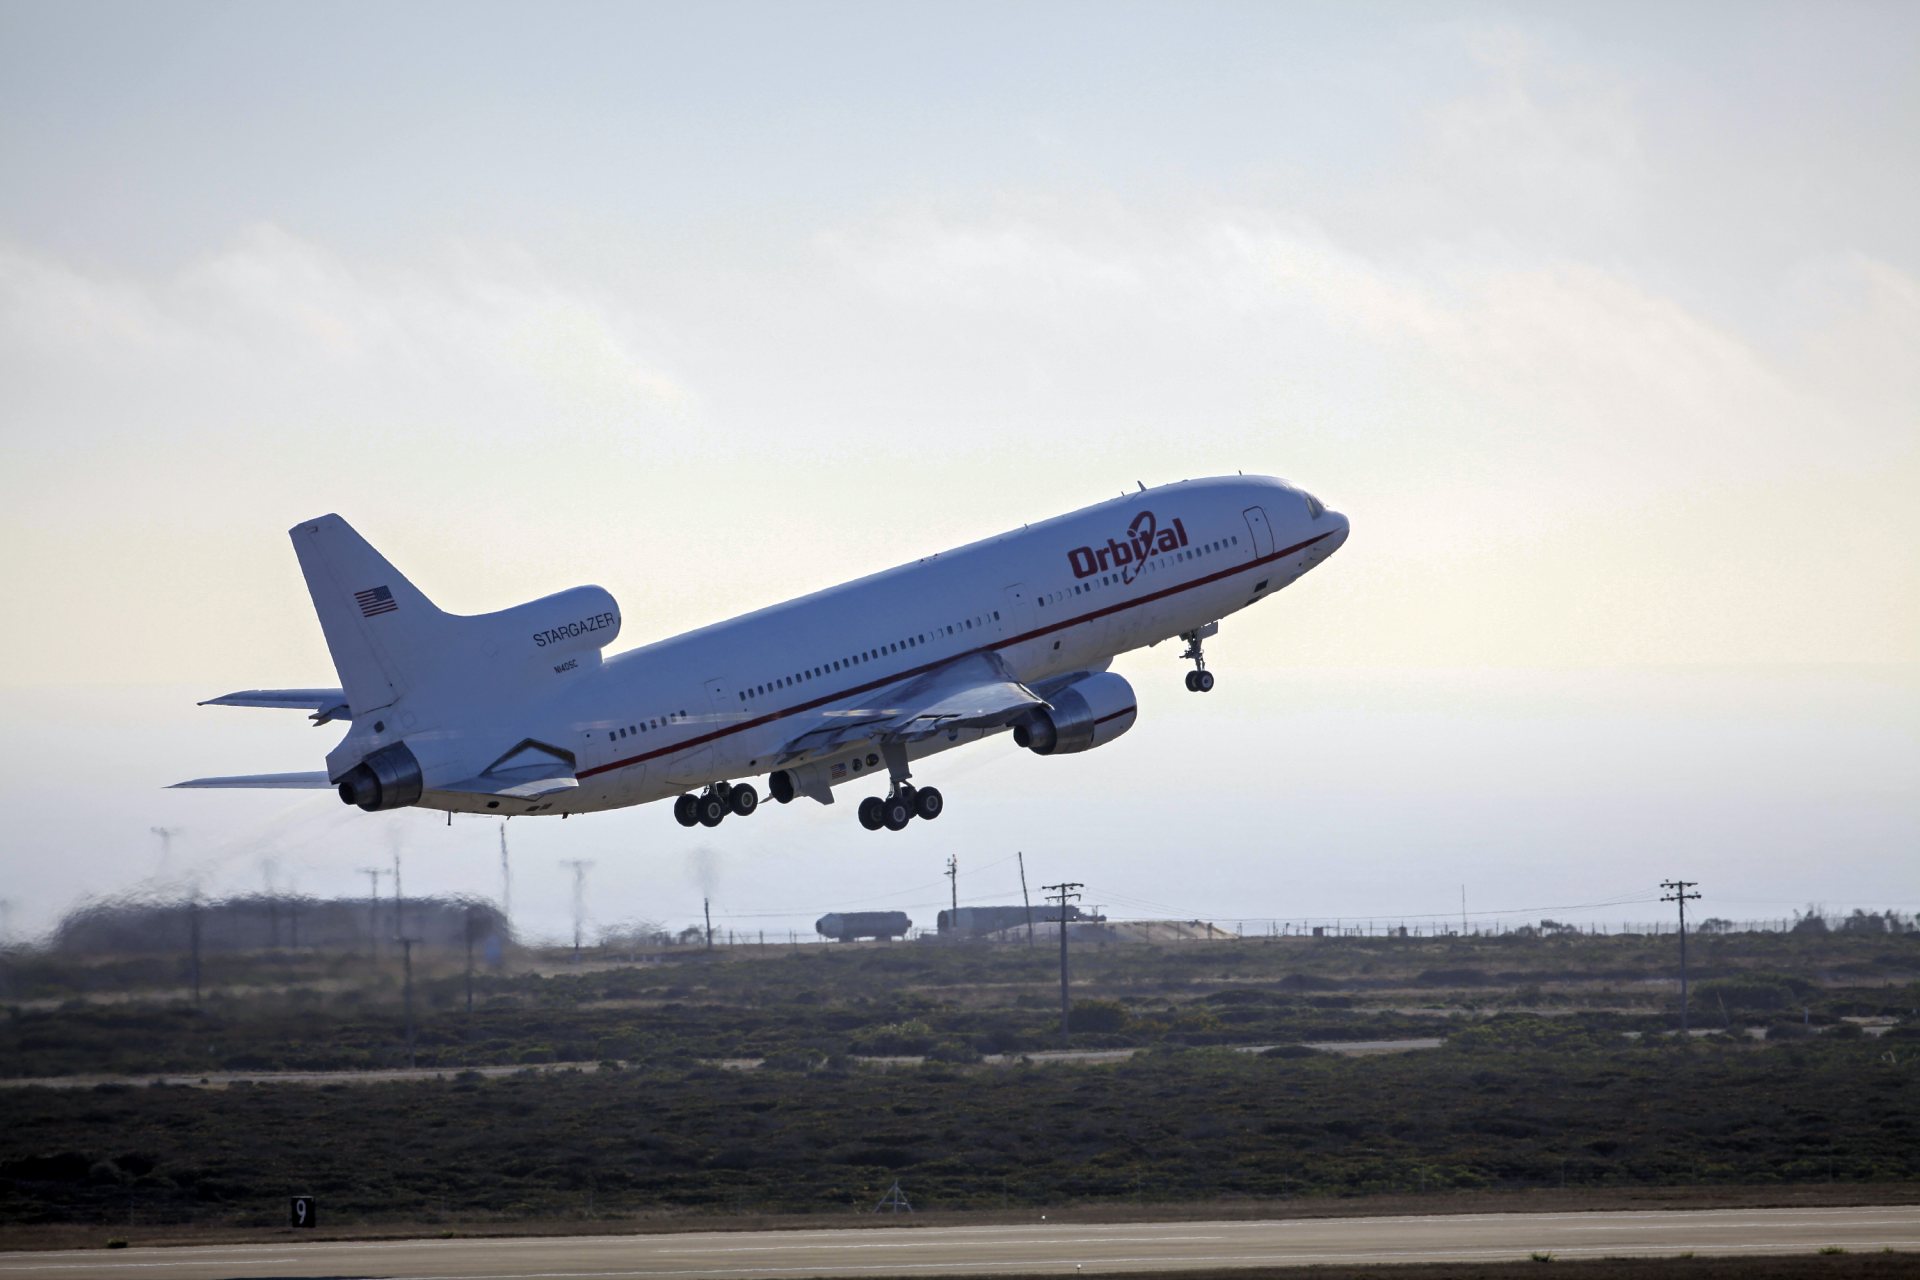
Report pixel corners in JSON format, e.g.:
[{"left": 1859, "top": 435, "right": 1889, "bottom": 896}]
[{"left": 1068, "top": 510, "right": 1189, "bottom": 584}]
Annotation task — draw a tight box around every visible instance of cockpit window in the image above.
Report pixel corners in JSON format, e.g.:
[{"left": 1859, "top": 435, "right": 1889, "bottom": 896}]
[{"left": 1303, "top": 492, "right": 1325, "bottom": 519}]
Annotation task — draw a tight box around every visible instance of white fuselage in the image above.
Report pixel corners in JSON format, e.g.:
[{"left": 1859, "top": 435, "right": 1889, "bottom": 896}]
[{"left": 483, "top": 475, "right": 1346, "bottom": 816}]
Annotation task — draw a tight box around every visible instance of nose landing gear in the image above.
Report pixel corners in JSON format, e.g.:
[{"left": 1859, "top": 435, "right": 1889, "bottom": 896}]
[{"left": 1180, "top": 623, "right": 1218, "bottom": 693}]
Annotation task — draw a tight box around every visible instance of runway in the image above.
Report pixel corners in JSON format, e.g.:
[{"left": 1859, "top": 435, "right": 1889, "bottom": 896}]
[{"left": 3, "top": 1205, "right": 1917, "bottom": 1279}]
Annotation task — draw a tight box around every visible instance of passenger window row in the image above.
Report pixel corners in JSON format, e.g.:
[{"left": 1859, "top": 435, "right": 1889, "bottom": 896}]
[
  {"left": 1036, "top": 535, "right": 1239, "bottom": 608},
  {"left": 737, "top": 609, "right": 1003, "bottom": 703},
  {"left": 612, "top": 710, "right": 690, "bottom": 742}
]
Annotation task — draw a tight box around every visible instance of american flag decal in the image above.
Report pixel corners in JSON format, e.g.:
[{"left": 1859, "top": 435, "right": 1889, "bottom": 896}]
[
  {"left": 831, "top": 762, "right": 848, "bottom": 780},
  {"left": 355, "top": 586, "right": 398, "bottom": 617}
]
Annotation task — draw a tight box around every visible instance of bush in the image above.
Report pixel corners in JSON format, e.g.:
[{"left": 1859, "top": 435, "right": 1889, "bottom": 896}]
[
  {"left": 1693, "top": 973, "right": 1815, "bottom": 1013},
  {"left": 1067, "top": 999, "right": 1129, "bottom": 1034}
]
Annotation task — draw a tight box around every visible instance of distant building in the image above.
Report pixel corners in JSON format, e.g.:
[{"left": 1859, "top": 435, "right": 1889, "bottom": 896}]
[
  {"left": 51, "top": 895, "right": 510, "bottom": 955},
  {"left": 937, "top": 904, "right": 1100, "bottom": 936},
  {"left": 815, "top": 911, "right": 912, "bottom": 942}
]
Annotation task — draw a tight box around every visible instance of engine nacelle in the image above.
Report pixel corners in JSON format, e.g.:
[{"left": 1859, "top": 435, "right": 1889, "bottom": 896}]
[
  {"left": 1013, "top": 672, "right": 1138, "bottom": 755},
  {"left": 336, "top": 742, "right": 425, "bottom": 811}
]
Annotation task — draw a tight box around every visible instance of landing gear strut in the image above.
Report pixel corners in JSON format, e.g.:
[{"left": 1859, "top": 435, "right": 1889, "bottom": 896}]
[
  {"left": 1180, "top": 623, "right": 1218, "bottom": 693},
  {"left": 857, "top": 746, "right": 943, "bottom": 833},
  {"left": 674, "top": 781, "right": 758, "bottom": 828}
]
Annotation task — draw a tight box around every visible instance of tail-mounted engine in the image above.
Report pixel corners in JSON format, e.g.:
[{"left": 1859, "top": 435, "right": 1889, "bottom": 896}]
[
  {"left": 1013, "top": 672, "right": 1138, "bottom": 755},
  {"left": 336, "top": 742, "right": 424, "bottom": 811}
]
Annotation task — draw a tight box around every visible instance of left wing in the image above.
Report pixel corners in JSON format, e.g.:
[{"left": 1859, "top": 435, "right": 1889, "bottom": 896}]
[{"left": 776, "top": 650, "right": 1046, "bottom": 765}]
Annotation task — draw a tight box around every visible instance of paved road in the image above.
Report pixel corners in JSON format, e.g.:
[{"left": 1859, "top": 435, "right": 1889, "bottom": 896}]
[{"left": 4, "top": 1206, "right": 1915, "bottom": 1279}]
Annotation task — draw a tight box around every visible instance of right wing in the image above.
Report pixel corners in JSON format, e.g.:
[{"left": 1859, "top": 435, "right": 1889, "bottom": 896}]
[
  {"left": 775, "top": 650, "right": 1047, "bottom": 765},
  {"left": 199, "top": 688, "right": 352, "bottom": 725}
]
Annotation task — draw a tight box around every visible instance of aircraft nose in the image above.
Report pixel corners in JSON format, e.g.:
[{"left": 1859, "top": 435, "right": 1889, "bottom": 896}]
[{"left": 1324, "top": 510, "right": 1349, "bottom": 554}]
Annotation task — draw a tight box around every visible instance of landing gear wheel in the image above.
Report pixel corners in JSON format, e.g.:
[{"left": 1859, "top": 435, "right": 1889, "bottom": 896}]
[
  {"left": 697, "top": 792, "right": 728, "bottom": 827},
  {"left": 914, "top": 786, "right": 944, "bottom": 821},
  {"left": 895, "top": 782, "right": 917, "bottom": 812},
  {"left": 1194, "top": 670, "right": 1214, "bottom": 693},
  {"left": 858, "top": 796, "right": 885, "bottom": 831},
  {"left": 881, "top": 795, "right": 913, "bottom": 831},
  {"left": 674, "top": 794, "right": 699, "bottom": 827},
  {"left": 729, "top": 786, "right": 759, "bottom": 818},
  {"left": 1184, "top": 671, "right": 1200, "bottom": 692}
]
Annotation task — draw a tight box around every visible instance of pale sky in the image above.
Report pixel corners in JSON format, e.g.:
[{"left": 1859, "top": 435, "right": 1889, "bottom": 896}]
[{"left": 1, "top": 1, "right": 1914, "bottom": 944}]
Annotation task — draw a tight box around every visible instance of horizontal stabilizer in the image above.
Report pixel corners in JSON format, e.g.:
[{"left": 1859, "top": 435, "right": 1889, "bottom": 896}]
[
  {"left": 200, "top": 688, "right": 352, "bottom": 724},
  {"left": 169, "top": 772, "right": 335, "bottom": 789}
]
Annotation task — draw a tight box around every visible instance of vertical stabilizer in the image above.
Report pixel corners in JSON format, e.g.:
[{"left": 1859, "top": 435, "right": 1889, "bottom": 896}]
[{"left": 290, "top": 515, "right": 447, "bottom": 716}]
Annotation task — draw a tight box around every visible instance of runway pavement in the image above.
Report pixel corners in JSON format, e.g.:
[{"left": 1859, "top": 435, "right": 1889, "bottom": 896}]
[{"left": 3, "top": 1205, "right": 1917, "bottom": 1279}]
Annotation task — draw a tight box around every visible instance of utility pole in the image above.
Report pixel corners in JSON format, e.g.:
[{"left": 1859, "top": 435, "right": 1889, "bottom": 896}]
[
  {"left": 1460, "top": 885, "right": 1468, "bottom": 936},
  {"left": 560, "top": 860, "right": 593, "bottom": 963},
  {"left": 1043, "top": 882, "right": 1082, "bottom": 1043},
  {"left": 1018, "top": 851, "right": 1034, "bottom": 947},
  {"left": 186, "top": 891, "right": 203, "bottom": 1007},
  {"left": 464, "top": 905, "right": 478, "bottom": 1016},
  {"left": 151, "top": 826, "right": 181, "bottom": 876},
  {"left": 262, "top": 858, "right": 279, "bottom": 948},
  {"left": 357, "top": 868, "right": 388, "bottom": 957},
  {"left": 498, "top": 824, "right": 512, "bottom": 933},
  {"left": 398, "top": 936, "right": 418, "bottom": 1067},
  {"left": 703, "top": 897, "right": 714, "bottom": 950},
  {"left": 392, "top": 850, "right": 405, "bottom": 941},
  {"left": 1661, "top": 879, "right": 1702, "bottom": 1034},
  {"left": 946, "top": 856, "right": 958, "bottom": 921}
]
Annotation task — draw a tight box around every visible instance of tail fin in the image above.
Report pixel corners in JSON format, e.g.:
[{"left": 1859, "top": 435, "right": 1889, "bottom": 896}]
[{"left": 290, "top": 515, "right": 448, "bottom": 717}]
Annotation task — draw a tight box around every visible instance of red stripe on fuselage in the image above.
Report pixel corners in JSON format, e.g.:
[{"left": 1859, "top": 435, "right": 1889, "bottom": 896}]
[{"left": 575, "top": 529, "right": 1332, "bottom": 781}]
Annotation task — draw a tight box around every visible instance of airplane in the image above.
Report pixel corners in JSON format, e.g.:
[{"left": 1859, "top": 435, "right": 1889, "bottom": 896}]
[{"left": 173, "top": 475, "right": 1348, "bottom": 833}]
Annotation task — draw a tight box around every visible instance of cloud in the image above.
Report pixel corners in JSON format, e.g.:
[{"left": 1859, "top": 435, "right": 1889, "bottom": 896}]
[{"left": 0, "top": 224, "right": 693, "bottom": 455}]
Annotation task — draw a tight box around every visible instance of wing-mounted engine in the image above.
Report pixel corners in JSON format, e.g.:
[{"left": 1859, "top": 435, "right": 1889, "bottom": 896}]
[{"left": 1014, "top": 672, "right": 1138, "bottom": 755}]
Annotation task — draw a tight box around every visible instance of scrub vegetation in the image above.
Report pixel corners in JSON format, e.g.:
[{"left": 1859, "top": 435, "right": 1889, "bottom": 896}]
[{"left": 0, "top": 927, "right": 1915, "bottom": 1232}]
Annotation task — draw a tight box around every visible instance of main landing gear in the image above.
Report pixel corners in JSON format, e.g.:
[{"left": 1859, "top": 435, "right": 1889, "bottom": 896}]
[
  {"left": 1180, "top": 623, "right": 1218, "bottom": 693},
  {"left": 857, "top": 783, "right": 944, "bottom": 833},
  {"left": 673, "top": 781, "right": 758, "bottom": 828}
]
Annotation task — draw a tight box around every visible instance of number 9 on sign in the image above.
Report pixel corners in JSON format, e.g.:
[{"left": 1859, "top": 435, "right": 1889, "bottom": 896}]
[{"left": 290, "top": 1196, "right": 316, "bottom": 1229}]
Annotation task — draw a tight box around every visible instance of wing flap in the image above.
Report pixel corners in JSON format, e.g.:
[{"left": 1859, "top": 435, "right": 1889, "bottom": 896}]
[{"left": 776, "top": 651, "right": 1045, "bottom": 765}]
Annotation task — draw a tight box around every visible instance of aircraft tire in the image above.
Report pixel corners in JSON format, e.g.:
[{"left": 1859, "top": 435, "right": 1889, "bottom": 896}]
[
  {"left": 730, "top": 786, "right": 758, "bottom": 818},
  {"left": 673, "top": 794, "right": 699, "bottom": 827},
  {"left": 881, "top": 796, "right": 913, "bottom": 831},
  {"left": 1195, "top": 670, "right": 1215, "bottom": 692},
  {"left": 1184, "top": 671, "right": 1200, "bottom": 692},
  {"left": 697, "top": 794, "right": 727, "bottom": 827},
  {"left": 858, "top": 796, "right": 885, "bottom": 831},
  {"left": 915, "top": 786, "right": 944, "bottom": 821}
]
